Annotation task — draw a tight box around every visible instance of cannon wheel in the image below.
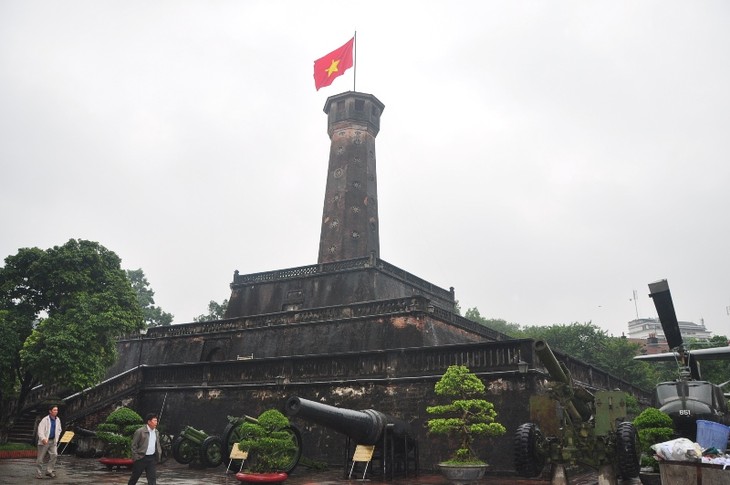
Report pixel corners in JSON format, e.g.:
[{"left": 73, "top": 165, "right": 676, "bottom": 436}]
[
  {"left": 279, "top": 425, "right": 303, "bottom": 473},
  {"left": 224, "top": 421, "right": 246, "bottom": 468},
  {"left": 159, "top": 434, "right": 173, "bottom": 463},
  {"left": 172, "top": 435, "right": 197, "bottom": 464},
  {"left": 514, "top": 422, "right": 546, "bottom": 477},
  {"left": 201, "top": 435, "right": 224, "bottom": 468},
  {"left": 616, "top": 421, "right": 640, "bottom": 478}
]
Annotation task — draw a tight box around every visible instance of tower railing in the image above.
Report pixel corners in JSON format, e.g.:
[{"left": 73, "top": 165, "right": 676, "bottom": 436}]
[{"left": 230, "top": 256, "right": 454, "bottom": 303}]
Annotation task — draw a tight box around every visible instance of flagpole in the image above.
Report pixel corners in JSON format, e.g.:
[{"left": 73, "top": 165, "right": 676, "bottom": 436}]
[{"left": 353, "top": 31, "right": 357, "bottom": 92}]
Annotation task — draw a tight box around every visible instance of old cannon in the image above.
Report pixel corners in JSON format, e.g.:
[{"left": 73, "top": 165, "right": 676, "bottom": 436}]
[
  {"left": 171, "top": 425, "right": 224, "bottom": 468},
  {"left": 221, "top": 415, "right": 303, "bottom": 473},
  {"left": 285, "top": 396, "right": 418, "bottom": 478},
  {"left": 514, "top": 340, "right": 640, "bottom": 481}
]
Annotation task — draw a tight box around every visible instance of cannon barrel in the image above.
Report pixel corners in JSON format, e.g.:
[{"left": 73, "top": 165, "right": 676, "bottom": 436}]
[
  {"left": 285, "top": 396, "right": 412, "bottom": 445},
  {"left": 179, "top": 425, "right": 209, "bottom": 445},
  {"left": 534, "top": 340, "right": 594, "bottom": 422}
]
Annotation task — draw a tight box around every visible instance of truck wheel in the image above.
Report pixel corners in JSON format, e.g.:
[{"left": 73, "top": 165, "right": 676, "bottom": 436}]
[
  {"left": 514, "top": 422, "right": 545, "bottom": 477},
  {"left": 616, "top": 421, "right": 640, "bottom": 478}
]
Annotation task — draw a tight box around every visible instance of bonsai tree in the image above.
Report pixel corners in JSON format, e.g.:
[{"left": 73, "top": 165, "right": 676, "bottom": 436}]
[
  {"left": 427, "top": 365, "right": 506, "bottom": 464},
  {"left": 238, "top": 409, "right": 298, "bottom": 473},
  {"left": 633, "top": 407, "right": 674, "bottom": 473},
  {"left": 95, "top": 407, "right": 143, "bottom": 458}
]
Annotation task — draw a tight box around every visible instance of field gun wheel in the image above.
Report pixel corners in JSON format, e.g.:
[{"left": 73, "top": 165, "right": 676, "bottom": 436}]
[
  {"left": 172, "top": 435, "right": 196, "bottom": 464},
  {"left": 514, "top": 422, "right": 546, "bottom": 477},
  {"left": 280, "top": 425, "right": 303, "bottom": 473},
  {"left": 223, "top": 421, "right": 245, "bottom": 467},
  {"left": 615, "top": 422, "right": 640, "bottom": 478},
  {"left": 201, "top": 435, "right": 224, "bottom": 468},
  {"left": 159, "top": 434, "right": 173, "bottom": 463}
]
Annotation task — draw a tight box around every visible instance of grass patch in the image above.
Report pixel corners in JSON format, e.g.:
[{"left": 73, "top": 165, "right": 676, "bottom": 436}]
[{"left": 0, "top": 443, "right": 35, "bottom": 451}]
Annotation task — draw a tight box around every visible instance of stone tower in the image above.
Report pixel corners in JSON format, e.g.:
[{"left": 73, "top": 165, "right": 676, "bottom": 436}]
[
  {"left": 318, "top": 92, "right": 384, "bottom": 264},
  {"left": 223, "top": 90, "right": 457, "bottom": 318}
]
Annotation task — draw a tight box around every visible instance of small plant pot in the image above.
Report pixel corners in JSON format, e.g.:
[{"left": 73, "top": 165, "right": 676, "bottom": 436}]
[
  {"left": 235, "top": 472, "right": 288, "bottom": 483},
  {"left": 99, "top": 457, "right": 134, "bottom": 470},
  {"left": 438, "top": 463, "right": 488, "bottom": 485}
]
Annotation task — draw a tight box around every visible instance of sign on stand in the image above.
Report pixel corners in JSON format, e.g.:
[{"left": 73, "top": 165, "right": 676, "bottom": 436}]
[
  {"left": 225, "top": 447, "right": 248, "bottom": 474},
  {"left": 349, "top": 444, "right": 375, "bottom": 480},
  {"left": 59, "top": 431, "right": 75, "bottom": 455}
]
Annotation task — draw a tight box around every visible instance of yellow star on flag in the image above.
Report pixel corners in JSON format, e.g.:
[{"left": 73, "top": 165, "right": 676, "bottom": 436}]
[{"left": 325, "top": 59, "right": 340, "bottom": 77}]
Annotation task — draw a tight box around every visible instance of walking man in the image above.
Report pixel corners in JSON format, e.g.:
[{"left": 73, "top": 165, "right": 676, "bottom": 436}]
[
  {"left": 128, "top": 413, "right": 162, "bottom": 485},
  {"left": 36, "top": 404, "right": 62, "bottom": 479}
]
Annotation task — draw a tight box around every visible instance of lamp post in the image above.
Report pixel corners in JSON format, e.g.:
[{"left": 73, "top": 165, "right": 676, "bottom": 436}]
[
  {"left": 517, "top": 360, "right": 529, "bottom": 388},
  {"left": 137, "top": 327, "right": 148, "bottom": 367}
]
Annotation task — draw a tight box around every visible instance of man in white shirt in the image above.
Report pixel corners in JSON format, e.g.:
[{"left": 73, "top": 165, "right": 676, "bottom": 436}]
[
  {"left": 36, "top": 404, "right": 62, "bottom": 479},
  {"left": 128, "top": 413, "right": 162, "bottom": 485}
]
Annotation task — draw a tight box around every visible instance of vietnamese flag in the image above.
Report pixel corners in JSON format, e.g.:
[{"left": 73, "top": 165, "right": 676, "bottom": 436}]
[{"left": 313, "top": 37, "right": 354, "bottom": 91}]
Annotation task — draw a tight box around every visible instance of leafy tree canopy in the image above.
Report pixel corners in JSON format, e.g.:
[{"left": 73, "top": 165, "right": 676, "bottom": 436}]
[
  {"left": 685, "top": 335, "right": 730, "bottom": 385},
  {"left": 0, "top": 239, "right": 144, "bottom": 428},
  {"left": 465, "top": 307, "right": 660, "bottom": 390},
  {"left": 126, "top": 269, "right": 173, "bottom": 327},
  {"left": 194, "top": 299, "right": 228, "bottom": 322},
  {"left": 464, "top": 307, "right": 521, "bottom": 337}
]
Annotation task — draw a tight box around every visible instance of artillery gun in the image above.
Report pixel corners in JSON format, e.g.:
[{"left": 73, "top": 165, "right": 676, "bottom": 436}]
[
  {"left": 285, "top": 396, "right": 418, "bottom": 478},
  {"left": 514, "top": 340, "right": 640, "bottom": 480},
  {"left": 171, "top": 425, "right": 224, "bottom": 468}
]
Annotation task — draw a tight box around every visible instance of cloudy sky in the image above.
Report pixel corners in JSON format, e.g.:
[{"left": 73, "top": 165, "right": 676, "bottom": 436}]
[{"left": 2, "top": 1, "right": 729, "bottom": 337}]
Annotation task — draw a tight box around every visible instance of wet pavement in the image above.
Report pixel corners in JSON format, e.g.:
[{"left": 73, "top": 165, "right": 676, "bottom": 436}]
[{"left": 0, "top": 456, "right": 628, "bottom": 484}]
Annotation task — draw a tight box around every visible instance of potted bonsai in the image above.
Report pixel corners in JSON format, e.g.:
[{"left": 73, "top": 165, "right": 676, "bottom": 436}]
[
  {"left": 95, "top": 406, "right": 144, "bottom": 469},
  {"left": 427, "top": 365, "right": 506, "bottom": 485},
  {"left": 235, "top": 409, "right": 299, "bottom": 483},
  {"left": 633, "top": 407, "right": 674, "bottom": 485}
]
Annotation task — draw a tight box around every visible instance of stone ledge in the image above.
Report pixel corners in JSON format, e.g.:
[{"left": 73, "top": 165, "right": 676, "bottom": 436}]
[{"left": 0, "top": 450, "right": 37, "bottom": 459}]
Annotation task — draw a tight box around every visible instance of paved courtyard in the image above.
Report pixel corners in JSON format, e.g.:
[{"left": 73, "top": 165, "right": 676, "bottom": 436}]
[{"left": 0, "top": 455, "right": 631, "bottom": 484}]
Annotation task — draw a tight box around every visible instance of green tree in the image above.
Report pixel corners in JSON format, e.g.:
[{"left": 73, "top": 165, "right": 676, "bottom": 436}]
[
  {"left": 238, "top": 409, "right": 298, "bottom": 473},
  {"left": 426, "top": 365, "right": 506, "bottom": 463},
  {"left": 194, "top": 299, "right": 228, "bottom": 322},
  {"left": 519, "top": 322, "right": 610, "bottom": 362},
  {"left": 0, "top": 239, "right": 144, "bottom": 433},
  {"left": 464, "top": 307, "right": 522, "bottom": 337},
  {"left": 688, "top": 335, "right": 730, "bottom": 385},
  {"left": 518, "top": 322, "right": 657, "bottom": 390},
  {"left": 126, "top": 269, "right": 173, "bottom": 327},
  {"left": 95, "top": 407, "right": 144, "bottom": 458},
  {"left": 595, "top": 337, "right": 659, "bottom": 390}
]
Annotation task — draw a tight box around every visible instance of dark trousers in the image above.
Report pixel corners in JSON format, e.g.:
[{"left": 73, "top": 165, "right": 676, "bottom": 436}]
[{"left": 128, "top": 454, "right": 156, "bottom": 485}]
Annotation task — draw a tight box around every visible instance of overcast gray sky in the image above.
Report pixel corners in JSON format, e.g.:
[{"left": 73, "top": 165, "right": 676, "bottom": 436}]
[{"left": 2, "top": 1, "right": 729, "bottom": 337}]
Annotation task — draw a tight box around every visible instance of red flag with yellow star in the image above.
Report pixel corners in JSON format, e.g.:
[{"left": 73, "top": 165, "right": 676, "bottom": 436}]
[{"left": 313, "top": 37, "right": 354, "bottom": 91}]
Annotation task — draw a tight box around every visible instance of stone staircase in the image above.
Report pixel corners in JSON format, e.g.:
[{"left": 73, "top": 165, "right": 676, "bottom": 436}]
[{"left": 6, "top": 408, "right": 40, "bottom": 444}]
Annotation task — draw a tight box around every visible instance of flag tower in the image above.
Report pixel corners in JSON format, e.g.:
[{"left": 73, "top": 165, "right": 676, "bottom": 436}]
[{"left": 318, "top": 92, "right": 384, "bottom": 264}]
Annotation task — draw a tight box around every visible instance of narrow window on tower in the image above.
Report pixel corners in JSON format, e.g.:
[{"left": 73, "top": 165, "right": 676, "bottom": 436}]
[{"left": 355, "top": 99, "right": 365, "bottom": 111}]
